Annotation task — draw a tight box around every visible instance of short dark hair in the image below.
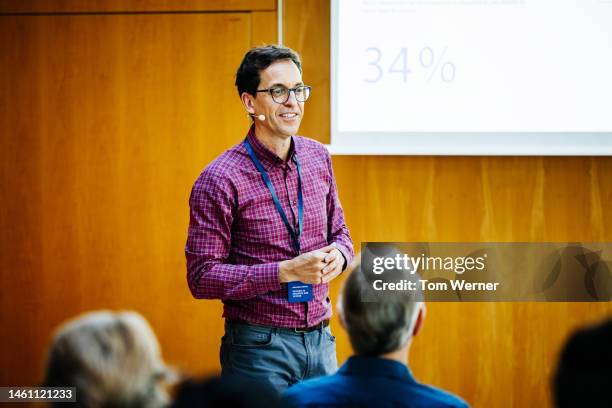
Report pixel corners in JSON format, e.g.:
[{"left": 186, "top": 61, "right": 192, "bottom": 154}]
[{"left": 235, "top": 45, "right": 302, "bottom": 96}]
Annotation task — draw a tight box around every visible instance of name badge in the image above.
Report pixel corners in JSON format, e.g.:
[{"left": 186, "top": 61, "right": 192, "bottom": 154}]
[{"left": 288, "top": 281, "right": 313, "bottom": 302}]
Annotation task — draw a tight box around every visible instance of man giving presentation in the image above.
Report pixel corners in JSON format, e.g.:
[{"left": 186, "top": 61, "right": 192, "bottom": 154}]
[{"left": 185, "top": 45, "right": 353, "bottom": 392}]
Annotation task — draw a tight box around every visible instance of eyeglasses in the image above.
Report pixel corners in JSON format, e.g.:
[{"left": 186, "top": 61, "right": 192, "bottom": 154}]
[{"left": 255, "top": 85, "right": 312, "bottom": 104}]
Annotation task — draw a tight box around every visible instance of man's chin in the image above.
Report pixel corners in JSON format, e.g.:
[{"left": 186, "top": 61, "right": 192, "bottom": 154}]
[{"left": 280, "top": 123, "right": 301, "bottom": 137}]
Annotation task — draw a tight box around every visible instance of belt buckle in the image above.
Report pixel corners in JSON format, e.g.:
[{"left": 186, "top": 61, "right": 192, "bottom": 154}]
[{"left": 294, "top": 321, "right": 323, "bottom": 333}]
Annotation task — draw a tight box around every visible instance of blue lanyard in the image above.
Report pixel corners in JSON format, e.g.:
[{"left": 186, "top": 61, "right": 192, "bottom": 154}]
[{"left": 244, "top": 138, "right": 304, "bottom": 254}]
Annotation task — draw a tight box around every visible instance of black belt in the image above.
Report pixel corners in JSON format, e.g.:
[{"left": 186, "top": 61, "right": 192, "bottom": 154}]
[{"left": 230, "top": 318, "right": 330, "bottom": 333}]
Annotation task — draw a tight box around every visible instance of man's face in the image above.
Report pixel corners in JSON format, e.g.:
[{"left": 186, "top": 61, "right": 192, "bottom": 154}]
[{"left": 248, "top": 59, "right": 304, "bottom": 139}]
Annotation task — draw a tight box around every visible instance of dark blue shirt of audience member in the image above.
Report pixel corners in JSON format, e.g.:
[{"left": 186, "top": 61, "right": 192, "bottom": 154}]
[{"left": 282, "top": 355, "right": 469, "bottom": 408}]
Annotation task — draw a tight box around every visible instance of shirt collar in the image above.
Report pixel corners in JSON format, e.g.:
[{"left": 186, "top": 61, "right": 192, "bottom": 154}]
[
  {"left": 246, "top": 124, "right": 297, "bottom": 169},
  {"left": 338, "top": 355, "right": 416, "bottom": 383}
]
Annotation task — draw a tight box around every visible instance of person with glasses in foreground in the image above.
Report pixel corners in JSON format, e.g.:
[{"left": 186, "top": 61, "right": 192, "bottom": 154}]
[
  {"left": 282, "top": 257, "right": 469, "bottom": 408},
  {"left": 185, "top": 45, "right": 353, "bottom": 392}
]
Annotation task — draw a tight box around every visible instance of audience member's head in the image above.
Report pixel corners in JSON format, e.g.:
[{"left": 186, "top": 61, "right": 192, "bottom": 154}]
[
  {"left": 339, "top": 256, "right": 425, "bottom": 357},
  {"left": 553, "top": 318, "right": 612, "bottom": 408},
  {"left": 172, "top": 375, "right": 280, "bottom": 408},
  {"left": 281, "top": 256, "right": 468, "bottom": 408},
  {"left": 44, "top": 310, "right": 172, "bottom": 408}
]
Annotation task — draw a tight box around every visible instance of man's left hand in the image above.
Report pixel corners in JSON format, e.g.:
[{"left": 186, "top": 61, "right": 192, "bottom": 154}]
[{"left": 321, "top": 246, "right": 344, "bottom": 284}]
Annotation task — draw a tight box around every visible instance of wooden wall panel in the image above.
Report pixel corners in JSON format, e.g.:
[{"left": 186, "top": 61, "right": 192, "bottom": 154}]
[
  {"left": 283, "top": 1, "right": 612, "bottom": 407},
  {"left": 0, "top": 10, "right": 272, "bottom": 386},
  {"left": 251, "top": 11, "right": 277, "bottom": 47},
  {"left": 283, "top": 0, "right": 330, "bottom": 144},
  {"left": 0, "top": 0, "right": 275, "bottom": 13}
]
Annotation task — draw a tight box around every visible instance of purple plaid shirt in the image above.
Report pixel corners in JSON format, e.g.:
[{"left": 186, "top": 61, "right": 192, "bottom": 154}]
[{"left": 185, "top": 125, "right": 353, "bottom": 328}]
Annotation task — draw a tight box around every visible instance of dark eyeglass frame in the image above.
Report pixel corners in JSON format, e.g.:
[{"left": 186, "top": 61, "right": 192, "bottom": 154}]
[{"left": 255, "top": 85, "right": 312, "bottom": 104}]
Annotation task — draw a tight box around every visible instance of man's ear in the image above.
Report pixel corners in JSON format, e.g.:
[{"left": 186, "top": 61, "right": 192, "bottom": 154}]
[
  {"left": 412, "top": 304, "right": 426, "bottom": 338},
  {"left": 240, "top": 92, "right": 256, "bottom": 115}
]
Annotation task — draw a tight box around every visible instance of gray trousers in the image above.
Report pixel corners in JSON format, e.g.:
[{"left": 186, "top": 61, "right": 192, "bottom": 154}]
[{"left": 220, "top": 320, "right": 338, "bottom": 393}]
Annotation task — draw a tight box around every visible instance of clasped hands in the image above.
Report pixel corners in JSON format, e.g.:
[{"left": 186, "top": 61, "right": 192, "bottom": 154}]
[{"left": 278, "top": 243, "right": 344, "bottom": 285}]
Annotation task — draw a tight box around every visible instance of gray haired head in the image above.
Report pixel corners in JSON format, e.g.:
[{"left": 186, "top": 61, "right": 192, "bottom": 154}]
[
  {"left": 341, "top": 254, "right": 424, "bottom": 356},
  {"left": 44, "top": 310, "right": 173, "bottom": 408}
]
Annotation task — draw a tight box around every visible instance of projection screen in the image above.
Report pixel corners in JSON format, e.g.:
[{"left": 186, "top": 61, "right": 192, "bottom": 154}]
[{"left": 329, "top": 0, "right": 612, "bottom": 155}]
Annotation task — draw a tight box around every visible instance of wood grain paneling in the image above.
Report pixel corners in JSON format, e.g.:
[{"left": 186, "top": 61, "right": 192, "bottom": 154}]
[
  {"left": 251, "top": 11, "right": 277, "bottom": 47},
  {"left": 283, "top": 1, "right": 612, "bottom": 407},
  {"left": 283, "top": 0, "right": 330, "bottom": 144},
  {"left": 0, "top": 0, "right": 275, "bottom": 13},
  {"left": 0, "top": 10, "right": 270, "bottom": 386}
]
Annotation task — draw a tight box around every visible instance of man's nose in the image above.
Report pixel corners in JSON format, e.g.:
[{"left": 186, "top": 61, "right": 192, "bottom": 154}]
[{"left": 284, "top": 89, "right": 299, "bottom": 105}]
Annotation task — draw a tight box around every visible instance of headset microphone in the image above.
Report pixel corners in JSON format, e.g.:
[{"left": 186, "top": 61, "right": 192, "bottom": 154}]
[{"left": 249, "top": 113, "right": 266, "bottom": 121}]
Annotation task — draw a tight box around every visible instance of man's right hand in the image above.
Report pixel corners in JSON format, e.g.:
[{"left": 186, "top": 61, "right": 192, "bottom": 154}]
[{"left": 278, "top": 244, "right": 337, "bottom": 284}]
